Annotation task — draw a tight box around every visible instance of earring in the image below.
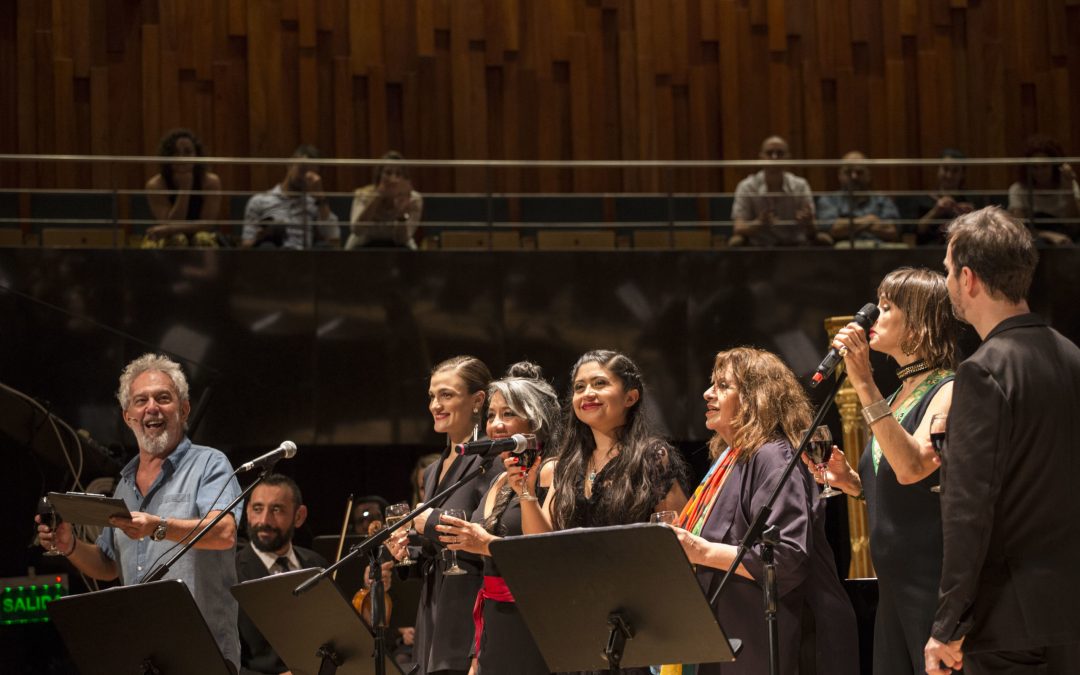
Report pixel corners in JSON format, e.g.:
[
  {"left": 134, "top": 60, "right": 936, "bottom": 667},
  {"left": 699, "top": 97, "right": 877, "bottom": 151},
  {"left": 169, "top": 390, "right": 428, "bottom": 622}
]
[{"left": 472, "top": 423, "right": 480, "bottom": 442}]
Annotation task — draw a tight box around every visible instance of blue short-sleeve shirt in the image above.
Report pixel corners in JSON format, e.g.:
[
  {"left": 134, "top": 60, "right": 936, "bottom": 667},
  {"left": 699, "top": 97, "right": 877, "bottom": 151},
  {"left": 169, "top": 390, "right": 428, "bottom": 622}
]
[{"left": 96, "top": 437, "right": 243, "bottom": 668}]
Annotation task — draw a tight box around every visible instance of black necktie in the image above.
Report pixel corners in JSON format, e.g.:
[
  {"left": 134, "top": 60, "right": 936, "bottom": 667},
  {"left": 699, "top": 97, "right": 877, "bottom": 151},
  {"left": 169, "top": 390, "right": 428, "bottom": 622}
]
[{"left": 271, "top": 556, "right": 290, "bottom": 574}]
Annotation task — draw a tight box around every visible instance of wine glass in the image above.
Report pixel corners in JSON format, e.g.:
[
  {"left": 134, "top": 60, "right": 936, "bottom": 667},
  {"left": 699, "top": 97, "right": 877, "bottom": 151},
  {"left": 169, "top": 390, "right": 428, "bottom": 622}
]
[
  {"left": 929, "top": 413, "right": 946, "bottom": 493},
  {"left": 805, "top": 426, "right": 842, "bottom": 498},
  {"left": 442, "top": 509, "right": 468, "bottom": 576},
  {"left": 650, "top": 511, "right": 678, "bottom": 526},
  {"left": 385, "top": 502, "right": 415, "bottom": 566},
  {"left": 37, "top": 496, "right": 64, "bottom": 557}
]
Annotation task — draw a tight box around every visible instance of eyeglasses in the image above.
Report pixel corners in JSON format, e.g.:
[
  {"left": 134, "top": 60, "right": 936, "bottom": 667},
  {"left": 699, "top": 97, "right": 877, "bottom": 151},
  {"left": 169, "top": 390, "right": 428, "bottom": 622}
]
[{"left": 762, "top": 149, "right": 787, "bottom": 158}]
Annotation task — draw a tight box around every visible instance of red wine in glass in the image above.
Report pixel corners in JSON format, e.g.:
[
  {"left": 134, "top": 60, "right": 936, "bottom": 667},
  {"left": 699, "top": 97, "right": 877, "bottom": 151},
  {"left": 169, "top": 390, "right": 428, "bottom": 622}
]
[
  {"left": 929, "top": 413, "right": 947, "bottom": 493},
  {"left": 807, "top": 439, "right": 833, "bottom": 465}
]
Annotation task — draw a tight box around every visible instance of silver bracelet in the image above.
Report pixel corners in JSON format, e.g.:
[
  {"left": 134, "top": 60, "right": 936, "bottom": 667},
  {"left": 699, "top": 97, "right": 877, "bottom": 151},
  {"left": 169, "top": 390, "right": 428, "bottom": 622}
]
[{"left": 861, "top": 399, "right": 892, "bottom": 426}]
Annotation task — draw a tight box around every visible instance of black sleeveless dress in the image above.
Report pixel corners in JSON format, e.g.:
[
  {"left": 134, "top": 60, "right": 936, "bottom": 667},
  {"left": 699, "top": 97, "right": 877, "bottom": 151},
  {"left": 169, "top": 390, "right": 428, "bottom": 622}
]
[
  {"left": 472, "top": 484, "right": 552, "bottom": 675},
  {"left": 857, "top": 375, "right": 954, "bottom": 675}
]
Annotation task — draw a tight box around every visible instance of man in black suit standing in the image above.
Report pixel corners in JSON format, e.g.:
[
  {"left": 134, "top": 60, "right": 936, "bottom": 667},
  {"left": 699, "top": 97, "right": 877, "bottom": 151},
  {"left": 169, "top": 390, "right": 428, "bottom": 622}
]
[
  {"left": 925, "top": 206, "right": 1080, "bottom": 674},
  {"left": 236, "top": 474, "right": 328, "bottom": 675}
]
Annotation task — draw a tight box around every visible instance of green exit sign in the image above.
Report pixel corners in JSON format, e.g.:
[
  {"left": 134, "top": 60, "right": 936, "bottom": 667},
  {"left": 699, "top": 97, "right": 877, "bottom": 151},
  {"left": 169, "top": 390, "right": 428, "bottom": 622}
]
[{"left": 1, "top": 574, "right": 68, "bottom": 625}]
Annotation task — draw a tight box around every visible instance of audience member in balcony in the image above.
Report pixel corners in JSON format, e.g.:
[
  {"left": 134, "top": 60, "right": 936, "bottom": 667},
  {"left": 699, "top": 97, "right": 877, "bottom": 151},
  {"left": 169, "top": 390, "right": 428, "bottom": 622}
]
[
  {"left": 1007, "top": 134, "right": 1079, "bottom": 246},
  {"left": 241, "top": 145, "right": 341, "bottom": 250},
  {"left": 345, "top": 151, "right": 424, "bottom": 250},
  {"left": 818, "top": 151, "right": 901, "bottom": 245},
  {"left": 143, "top": 128, "right": 223, "bottom": 247},
  {"left": 730, "top": 136, "right": 830, "bottom": 247},
  {"left": 912, "top": 149, "right": 979, "bottom": 246}
]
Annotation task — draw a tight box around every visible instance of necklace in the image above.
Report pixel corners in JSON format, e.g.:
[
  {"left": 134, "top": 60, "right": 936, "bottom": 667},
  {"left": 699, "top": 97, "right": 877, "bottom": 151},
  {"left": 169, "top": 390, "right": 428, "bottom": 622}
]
[
  {"left": 896, "top": 359, "right": 930, "bottom": 380},
  {"left": 587, "top": 451, "right": 615, "bottom": 484}
]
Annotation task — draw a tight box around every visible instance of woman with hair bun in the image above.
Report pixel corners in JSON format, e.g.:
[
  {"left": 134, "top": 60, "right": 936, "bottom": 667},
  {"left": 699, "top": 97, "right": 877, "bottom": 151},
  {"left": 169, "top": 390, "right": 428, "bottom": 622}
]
[{"left": 437, "top": 361, "right": 562, "bottom": 675}]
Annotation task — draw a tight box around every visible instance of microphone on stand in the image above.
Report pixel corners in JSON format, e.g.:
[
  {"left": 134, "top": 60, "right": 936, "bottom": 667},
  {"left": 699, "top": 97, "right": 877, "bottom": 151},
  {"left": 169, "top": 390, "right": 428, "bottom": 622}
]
[
  {"left": 810, "top": 303, "right": 880, "bottom": 387},
  {"left": 238, "top": 441, "right": 298, "bottom": 472},
  {"left": 455, "top": 434, "right": 537, "bottom": 458}
]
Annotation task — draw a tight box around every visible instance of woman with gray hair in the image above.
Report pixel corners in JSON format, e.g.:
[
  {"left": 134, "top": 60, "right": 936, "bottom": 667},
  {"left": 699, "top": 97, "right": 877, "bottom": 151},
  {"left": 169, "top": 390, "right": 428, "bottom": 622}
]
[{"left": 435, "top": 361, "right": 562, "bottom": 675}]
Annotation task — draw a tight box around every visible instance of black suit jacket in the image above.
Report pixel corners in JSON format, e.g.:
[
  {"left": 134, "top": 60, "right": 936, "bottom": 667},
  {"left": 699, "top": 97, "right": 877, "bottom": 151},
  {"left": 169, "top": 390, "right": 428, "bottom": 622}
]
[
  {"left": 412, "top": 448, "right": 495, "bottom": 674},
  {"left": 932, "top": 314, "right": 1080, "bottom": 651},
  {"left": 235, "top": 542, "right": 329, "bottom": 675}
]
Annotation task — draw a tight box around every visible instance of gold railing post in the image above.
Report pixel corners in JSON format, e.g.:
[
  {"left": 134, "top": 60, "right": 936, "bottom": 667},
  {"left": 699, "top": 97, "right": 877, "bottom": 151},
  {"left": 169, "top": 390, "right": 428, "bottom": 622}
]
[{"left": 824, "top": 315, "right": 875, "bottom": 579}]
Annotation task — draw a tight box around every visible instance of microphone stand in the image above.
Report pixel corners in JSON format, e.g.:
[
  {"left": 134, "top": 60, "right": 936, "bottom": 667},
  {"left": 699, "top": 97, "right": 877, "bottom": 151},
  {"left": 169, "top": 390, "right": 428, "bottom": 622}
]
[
  {"left": 708, "top": 371, "right": 846, "bottom": 675},
  {"left": 293, "top": 455, "right": 496, "bottom": 675},
  {"left": 142, "top": 464, "right": 275, "bottom": 584}
]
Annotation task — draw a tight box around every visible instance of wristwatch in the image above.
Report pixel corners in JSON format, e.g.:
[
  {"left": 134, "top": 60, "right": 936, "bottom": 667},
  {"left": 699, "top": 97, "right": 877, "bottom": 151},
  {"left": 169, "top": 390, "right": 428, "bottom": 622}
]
[{"left": 151, "top": 517, "right": 168, "bottom": 542}]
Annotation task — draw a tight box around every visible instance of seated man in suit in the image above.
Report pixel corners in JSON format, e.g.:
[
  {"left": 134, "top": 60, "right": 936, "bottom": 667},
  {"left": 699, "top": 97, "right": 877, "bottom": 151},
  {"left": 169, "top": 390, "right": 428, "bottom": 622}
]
[{"left": 236, "top": 474, "right": 328, "bottom": 675}]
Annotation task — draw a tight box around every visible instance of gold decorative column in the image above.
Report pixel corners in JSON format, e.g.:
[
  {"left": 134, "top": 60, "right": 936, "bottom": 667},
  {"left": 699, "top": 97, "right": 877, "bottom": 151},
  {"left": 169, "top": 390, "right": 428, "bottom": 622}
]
[{"left": 824, "top": 315, "right": 876, "bottom": 579}]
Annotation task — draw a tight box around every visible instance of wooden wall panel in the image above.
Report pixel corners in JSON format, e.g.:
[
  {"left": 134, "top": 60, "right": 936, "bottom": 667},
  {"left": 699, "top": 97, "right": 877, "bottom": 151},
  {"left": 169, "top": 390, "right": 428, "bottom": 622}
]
[{"left": 4, "top": 0, "right": 1080, "bottom": 195}]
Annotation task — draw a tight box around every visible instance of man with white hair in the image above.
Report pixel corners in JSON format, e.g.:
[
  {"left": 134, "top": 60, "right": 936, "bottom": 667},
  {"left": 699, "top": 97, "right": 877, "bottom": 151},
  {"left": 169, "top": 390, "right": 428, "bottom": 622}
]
[{"left": 37, "top": 353, "right": 243, "bottom": 672}]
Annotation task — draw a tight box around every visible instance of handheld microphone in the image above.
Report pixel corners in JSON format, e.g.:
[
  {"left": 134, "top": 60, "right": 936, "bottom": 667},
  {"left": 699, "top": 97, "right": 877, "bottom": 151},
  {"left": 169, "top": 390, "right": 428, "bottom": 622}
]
[
  {"left": 455, "top": 434, "right": 537, "bottom": 457},
  {"left": 238, "top": 441, "right": 298, "bottom": 472},
  {"left": 810, "top": 303, "right": 880, "bottom": 387}
]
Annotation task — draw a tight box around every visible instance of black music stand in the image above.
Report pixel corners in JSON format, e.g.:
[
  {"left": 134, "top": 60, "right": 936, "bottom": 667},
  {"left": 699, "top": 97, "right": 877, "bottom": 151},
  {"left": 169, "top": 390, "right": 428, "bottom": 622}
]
[
  {"left": 47, "top": 579, "right": 233, "bottom": 675},
  {"left": 231, "top": 568, "right": 390, "bottom": 675},
  {"left": 490, "top": 523, "right": 740, "bottom": 673}
]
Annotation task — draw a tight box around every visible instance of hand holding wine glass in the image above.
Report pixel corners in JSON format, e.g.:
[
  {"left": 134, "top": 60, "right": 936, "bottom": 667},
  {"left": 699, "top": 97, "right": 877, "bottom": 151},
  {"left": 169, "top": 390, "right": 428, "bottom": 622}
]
[
  {"left": 36, "top": 496, "right": 66, "bottom": 557},
  {"left": 441, "top": 509, "right": 468, "bottom": 575},
  {"left": 385, "top": 502, "right": 416, "bottom": 566},
  {"left": 650, "top": 510, "right": 678, "bottom": 526},
  {"left": 804, "top": 426, "right": 842, "bottom": 498},
  {"left": 929, "top": 413, "right": 946, "bottom": 493}
]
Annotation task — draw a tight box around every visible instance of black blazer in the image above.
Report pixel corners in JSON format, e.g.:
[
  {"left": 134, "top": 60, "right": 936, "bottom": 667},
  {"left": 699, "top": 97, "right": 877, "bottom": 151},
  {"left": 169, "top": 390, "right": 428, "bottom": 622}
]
[
  {"left": 933, "top": 314, "right": 1080, "bottom": 652},
  {"left": 412, "top": 448, "right": 497, "bottom": 674},
  {"left": 235, "top": 542, "right": 329, "bottom": 675}
]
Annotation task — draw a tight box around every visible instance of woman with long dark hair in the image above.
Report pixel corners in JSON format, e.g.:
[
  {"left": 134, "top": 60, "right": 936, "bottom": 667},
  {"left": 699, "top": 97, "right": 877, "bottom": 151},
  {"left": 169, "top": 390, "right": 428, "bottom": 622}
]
[
  {"left": 514, "top": 349, "right": 687, "bottom": 535},
  {"left": 670, "top": 347, "right": 858, "bottom": 675},
  {"left": 144, "top": 128, "right": 223, "bottom": 246},
  {"left": 505, "top": 349, "right": 687, "bottom": 675},
  {"left": 436, "top": 361, "right": 562, "bottom": 675}
]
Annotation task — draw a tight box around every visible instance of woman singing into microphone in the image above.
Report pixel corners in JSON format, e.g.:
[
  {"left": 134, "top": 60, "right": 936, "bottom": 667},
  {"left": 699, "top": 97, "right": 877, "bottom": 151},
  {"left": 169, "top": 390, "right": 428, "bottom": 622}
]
[
  {"left": 436, "top": 361, "right": 562, "bottom": 675},
  {"left": 407, "top": 355, "right": 493, "bottom": 675},
  {"left": 810, "top": 267, "right": 959, "bottom": 674}
]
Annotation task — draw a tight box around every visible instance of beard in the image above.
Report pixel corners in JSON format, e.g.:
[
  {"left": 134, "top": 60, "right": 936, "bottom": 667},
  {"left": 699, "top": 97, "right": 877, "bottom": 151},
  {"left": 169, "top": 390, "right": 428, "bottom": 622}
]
[
  {"left": 248, "top": 523, "right": 295, "bottom": 553},
  {"left": 135, "top": 426, "right": 173, "bottom": 456}
]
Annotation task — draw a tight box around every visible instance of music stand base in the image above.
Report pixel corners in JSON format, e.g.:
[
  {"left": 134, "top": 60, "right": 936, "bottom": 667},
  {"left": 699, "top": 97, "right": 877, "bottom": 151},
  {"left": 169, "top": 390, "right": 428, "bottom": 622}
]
[
  {"left": 316, "top": 643, "right": 344, "bottom": 675},
  {"left": 140, "top": 659, "right": 161, "bottom": 675},
  {"left": 604, "top": 612, "right": 634, "bottom": 675}
]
